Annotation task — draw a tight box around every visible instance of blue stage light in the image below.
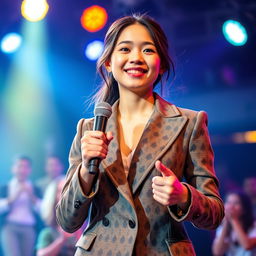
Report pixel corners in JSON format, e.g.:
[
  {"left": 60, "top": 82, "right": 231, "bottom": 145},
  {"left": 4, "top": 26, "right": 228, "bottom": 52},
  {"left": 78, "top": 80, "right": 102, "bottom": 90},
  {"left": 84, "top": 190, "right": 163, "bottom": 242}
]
[
  {"left": 222, "top": 20, "right": 248, "bottom": 46},
  {"left": 85, "top": 40, "right": 104, "bottom": 61},
  {"left": 1, "top": 33, "right": 23, "bottom": 53}
]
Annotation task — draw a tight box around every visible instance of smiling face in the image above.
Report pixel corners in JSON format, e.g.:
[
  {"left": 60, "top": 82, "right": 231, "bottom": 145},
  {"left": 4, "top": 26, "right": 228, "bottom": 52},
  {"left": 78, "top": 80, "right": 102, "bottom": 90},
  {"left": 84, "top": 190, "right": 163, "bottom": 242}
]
[
  {"left": 225, "top": 193, "right": 243, "bottom": 218},
  {"left": 45, "top": 157, "right": 63, "bottom": 179},
  {"left": 105, "top": 23, "right": 162, "bottom": 95},
  {"left": 12, "top": 159, "right": 31, "bottom": 182}
]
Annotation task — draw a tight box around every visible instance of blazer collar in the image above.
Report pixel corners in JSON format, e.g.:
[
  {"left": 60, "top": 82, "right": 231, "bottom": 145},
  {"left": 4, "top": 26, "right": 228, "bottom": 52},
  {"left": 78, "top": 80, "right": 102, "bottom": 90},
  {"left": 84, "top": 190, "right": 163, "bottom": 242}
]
[
  {"left": 154, "top": 93, "right": 181, "bottom": 118},
  {"left": 101, "top": 93, "right": 187, "bottom": 204}
]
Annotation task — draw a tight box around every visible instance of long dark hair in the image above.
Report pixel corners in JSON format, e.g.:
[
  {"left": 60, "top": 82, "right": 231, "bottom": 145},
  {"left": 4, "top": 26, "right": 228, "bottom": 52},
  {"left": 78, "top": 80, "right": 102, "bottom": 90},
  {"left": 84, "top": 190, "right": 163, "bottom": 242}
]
[
  {"left": 226, "top": 191, "right": 254, "bottom": 233},
  {"left": 95, "top": 13, "right": 174, "bottom": 105}
]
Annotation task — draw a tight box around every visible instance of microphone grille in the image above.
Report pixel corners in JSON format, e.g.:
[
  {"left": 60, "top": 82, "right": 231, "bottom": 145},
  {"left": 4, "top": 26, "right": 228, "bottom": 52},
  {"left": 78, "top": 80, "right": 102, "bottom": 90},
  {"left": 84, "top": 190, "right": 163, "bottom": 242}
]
[{"left": 94, "top": 102, "right": 112, "bottom": 118}]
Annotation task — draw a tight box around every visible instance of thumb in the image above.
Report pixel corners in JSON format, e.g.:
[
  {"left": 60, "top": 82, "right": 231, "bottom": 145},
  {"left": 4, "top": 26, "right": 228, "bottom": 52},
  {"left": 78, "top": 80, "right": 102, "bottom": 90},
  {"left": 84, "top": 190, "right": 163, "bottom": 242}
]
[{"left": 155, "top": 160, "right": 175, "bottom": 177}]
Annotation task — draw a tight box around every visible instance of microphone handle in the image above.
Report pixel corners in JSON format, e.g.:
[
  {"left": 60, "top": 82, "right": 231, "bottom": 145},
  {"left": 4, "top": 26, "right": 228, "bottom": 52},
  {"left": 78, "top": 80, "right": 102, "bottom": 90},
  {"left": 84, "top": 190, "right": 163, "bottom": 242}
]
[
  {"left": 93, "top": 115, "right": 108, "bottom": 131},
  {"left": 88, "top": 116, "right": 108, "bottom": 174}
]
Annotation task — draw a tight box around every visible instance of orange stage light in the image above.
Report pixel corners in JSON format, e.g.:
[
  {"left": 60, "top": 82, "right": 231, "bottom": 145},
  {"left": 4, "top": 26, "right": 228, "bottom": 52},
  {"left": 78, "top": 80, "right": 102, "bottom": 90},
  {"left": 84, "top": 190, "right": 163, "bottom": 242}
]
[{"left": 81, "top": 5, "right": 108, "bottom": 32}]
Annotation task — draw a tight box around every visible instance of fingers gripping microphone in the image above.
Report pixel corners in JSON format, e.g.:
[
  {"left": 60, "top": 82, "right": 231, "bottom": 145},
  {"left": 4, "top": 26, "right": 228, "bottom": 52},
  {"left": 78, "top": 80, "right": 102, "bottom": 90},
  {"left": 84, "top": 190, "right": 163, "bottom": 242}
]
[{"left": 88, "top": 102, "right": 112, "bottom": 174}]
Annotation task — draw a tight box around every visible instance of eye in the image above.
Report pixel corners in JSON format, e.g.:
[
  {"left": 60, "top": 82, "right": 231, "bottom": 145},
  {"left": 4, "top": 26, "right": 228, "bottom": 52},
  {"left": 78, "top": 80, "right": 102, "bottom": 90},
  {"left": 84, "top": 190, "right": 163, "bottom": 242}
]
[
  {"left": 143, "top": 48, "right": 156, "bottom": 54},
  {"left": 119, "top": 47, "right": 130, "bottom": 52}
]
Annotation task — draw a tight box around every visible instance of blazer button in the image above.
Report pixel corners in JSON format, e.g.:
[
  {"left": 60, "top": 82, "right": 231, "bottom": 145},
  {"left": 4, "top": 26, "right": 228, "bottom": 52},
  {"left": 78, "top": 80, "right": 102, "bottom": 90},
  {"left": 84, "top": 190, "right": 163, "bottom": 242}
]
[
  {"left": 74, "top": 200, "right": 81, "bottom": 209},
  {"left": 128, "top": 220, "right": 136, "bottom": 229},
  {"left": 75, "top": 200, "right": 82, "bottom": 205},
  {"left": 102, "top": 217, "right": 110, "bottom": 227}
]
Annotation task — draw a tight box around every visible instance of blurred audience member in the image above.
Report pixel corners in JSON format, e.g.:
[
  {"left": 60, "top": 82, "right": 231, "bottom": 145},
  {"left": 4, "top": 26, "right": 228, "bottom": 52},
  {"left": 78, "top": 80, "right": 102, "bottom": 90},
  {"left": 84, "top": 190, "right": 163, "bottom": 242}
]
[
  {"left": 36, "top": 178, "right": 82, "bottom": 256},
  {"left": 243, "top": 177, "right": 256, "bottom": 218},
  {"left": 0, "top": 156, "right": 42, "bottom": 256},
  {"left": 212, "top": 191, "right": 256, "bottom": 256},
  {"left": 36, "top": 156, "right": 64, "bottom": 195}
]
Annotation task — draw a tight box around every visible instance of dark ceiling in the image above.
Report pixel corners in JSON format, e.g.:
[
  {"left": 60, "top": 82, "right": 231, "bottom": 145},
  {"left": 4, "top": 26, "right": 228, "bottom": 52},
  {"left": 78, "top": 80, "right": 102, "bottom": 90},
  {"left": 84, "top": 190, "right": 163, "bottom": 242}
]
[{"left": 1, "top": 0, "right": 255, "bottom": 95}]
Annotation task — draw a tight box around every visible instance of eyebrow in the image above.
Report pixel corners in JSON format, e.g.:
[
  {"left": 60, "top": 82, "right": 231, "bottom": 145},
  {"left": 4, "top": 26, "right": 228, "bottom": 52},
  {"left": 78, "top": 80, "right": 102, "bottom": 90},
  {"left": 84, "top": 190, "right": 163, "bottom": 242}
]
[{"left": 117, "top": 40, "right": 155, "bottom": 46}]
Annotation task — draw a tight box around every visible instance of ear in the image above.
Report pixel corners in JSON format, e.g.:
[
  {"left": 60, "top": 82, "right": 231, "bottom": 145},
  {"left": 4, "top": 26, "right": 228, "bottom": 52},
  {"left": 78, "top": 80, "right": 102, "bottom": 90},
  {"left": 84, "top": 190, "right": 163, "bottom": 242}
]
[{"left": 105, "top": 60, "right": 112, "bottom": 72}]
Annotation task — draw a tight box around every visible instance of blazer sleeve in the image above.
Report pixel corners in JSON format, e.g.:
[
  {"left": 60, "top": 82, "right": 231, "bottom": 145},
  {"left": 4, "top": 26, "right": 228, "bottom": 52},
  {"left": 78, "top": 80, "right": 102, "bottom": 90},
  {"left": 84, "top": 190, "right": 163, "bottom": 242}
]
[
  {"left": 56, "top": 118, "right": 100, "bottom": 233},
  {"left": 168, "top": 111, "right": 224, "bottom": 230}
]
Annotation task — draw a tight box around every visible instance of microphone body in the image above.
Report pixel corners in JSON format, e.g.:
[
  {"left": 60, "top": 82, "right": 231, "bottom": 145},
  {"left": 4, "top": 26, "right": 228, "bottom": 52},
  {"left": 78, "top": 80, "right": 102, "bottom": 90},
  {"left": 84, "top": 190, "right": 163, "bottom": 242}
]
[{"left": 88, "top": 102, "right": 112, "bottom": 174}]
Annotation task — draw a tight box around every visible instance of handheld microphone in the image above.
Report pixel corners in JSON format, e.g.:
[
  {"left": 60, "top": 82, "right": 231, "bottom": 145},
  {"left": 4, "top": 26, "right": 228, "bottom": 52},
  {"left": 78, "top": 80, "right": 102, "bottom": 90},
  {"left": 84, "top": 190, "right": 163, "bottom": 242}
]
[{"left": 88, "top": 102, "right": 112, "bottom": 174}]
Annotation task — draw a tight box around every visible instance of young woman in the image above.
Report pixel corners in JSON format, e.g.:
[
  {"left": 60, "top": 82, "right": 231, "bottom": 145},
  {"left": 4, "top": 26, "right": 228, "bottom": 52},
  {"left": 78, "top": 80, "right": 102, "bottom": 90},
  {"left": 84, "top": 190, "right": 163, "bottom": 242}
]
[
  {"left": 56, "top": 14, "right": 224, "bottom": 256},
  {"left": 212, "top": 191, "right": 256, "bottom": 256}
]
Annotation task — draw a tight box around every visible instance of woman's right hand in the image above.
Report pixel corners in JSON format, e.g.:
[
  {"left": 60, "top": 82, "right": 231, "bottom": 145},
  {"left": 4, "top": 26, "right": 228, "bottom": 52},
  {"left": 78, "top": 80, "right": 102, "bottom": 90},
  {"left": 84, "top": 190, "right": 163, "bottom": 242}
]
[
  {"left": 81, "top": 131, "right": 113, "bottom": 168},
  {"left": 78, "top": 131, "right": 113, "bottom": 195}
]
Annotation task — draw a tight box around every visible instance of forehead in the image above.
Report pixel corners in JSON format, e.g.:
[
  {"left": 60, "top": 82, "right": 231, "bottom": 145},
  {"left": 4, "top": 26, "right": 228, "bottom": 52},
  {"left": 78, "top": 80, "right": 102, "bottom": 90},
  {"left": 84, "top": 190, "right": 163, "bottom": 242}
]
[
  {"left": 116, "top": 23, "right": 154, "bottom": 43},
  {"left": 47, "top": 157, "right": 60, "bottom": 163},
  {"left": 226, "top": 194, "right": 240, "bottom": 202},
  {"left": 16, "top": 159, "right": 30, "bottom": 165}
]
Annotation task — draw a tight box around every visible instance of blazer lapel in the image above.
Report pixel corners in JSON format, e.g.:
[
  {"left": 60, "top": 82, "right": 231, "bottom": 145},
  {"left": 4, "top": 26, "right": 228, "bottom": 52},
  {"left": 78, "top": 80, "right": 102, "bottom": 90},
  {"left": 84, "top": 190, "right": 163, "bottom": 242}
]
[
  {"left": 128, "top": 95, "right": 188, "bottom": 194},
  {"left": 101, "top": 102, "right": 135, "bottom": 208}
]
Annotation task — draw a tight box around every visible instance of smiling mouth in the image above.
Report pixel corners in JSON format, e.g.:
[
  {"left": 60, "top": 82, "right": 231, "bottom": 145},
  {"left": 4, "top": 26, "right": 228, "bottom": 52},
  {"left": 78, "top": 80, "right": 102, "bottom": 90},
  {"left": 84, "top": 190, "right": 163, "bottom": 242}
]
[{"left": 124, "top": 68, "right": 148, "bottom": 74}]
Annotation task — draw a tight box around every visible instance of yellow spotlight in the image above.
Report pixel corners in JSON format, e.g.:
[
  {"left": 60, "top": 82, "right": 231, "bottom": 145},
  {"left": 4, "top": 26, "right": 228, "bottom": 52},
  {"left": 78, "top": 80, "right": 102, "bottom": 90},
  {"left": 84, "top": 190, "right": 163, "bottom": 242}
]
[
  {"left": 232, "top": 131, "right": 256, "bottom": 144},
  {"left": 21, "top": 0, "right": 49, "bottom": 22},
  {"left": 81, "top": 5, "right": 108, "bottom": 32},
  {"left": 244, "top": 131, "right": 256, "bottom": 143}
]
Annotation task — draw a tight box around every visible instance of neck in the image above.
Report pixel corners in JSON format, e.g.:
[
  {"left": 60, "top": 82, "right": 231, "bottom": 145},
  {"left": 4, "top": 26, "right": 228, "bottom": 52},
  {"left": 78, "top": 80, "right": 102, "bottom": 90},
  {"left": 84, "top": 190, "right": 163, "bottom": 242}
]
[{"left": 118, "top": 89, "right": 155, "bottom": 120}]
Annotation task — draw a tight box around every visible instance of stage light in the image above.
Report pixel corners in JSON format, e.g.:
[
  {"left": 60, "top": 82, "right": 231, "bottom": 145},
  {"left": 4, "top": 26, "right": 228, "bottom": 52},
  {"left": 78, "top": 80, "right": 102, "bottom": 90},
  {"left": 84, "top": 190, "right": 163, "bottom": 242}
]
[
  {"left": 232, "top": 131, "right": 256, "bottom": 144},
  {"left": 244, "top": 131, "right": 256, "bottom": 143},
  {"left": 21, "top": 0, "right": 49, "bottom": 22},
  {"left": 81, "top": 5, "right": 108, "bottom": 32},
  {"left": 222, "top": 20, "right": 248, "bottom": 46},
  {"left": 85, "top": 40, "right": 104, "bottom": 60},
  {"left": 1, "top": 33, "right": 22, "bottom": 53},
  {"left": 2, "top": 20, "right": 63, "bottom": 166}
]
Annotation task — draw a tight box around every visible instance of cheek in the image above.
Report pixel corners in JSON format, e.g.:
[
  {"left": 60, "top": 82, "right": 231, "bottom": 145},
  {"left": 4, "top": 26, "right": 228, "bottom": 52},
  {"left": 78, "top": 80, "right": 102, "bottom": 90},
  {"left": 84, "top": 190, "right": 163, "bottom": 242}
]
[
  {"left": 152, "top": 58, "right": 161, "bottom": 70},
  {"left": 156, "top": 58, "right": 161, "bottom": 68},
  {"left": 152, "top": 59, "right": 162, "bottom": 76},
  {"left": 225, "top": 203, "right": 232, "bottom": 210},
  {"left": 234, "top": 205, "right": 243, "bottom": 214},
  {"left": 22, "top": 171, "right": 30, "bottom": 177},
  {"left": 111, "top": 56, "right": 125, "bottom": 71}
]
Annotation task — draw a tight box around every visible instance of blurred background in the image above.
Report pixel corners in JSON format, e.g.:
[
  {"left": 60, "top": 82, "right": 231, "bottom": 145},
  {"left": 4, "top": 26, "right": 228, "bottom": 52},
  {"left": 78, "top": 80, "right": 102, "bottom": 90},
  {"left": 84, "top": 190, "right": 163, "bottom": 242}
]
[{"left": 0, "top": 0, "right": 256, "bottom": 255}]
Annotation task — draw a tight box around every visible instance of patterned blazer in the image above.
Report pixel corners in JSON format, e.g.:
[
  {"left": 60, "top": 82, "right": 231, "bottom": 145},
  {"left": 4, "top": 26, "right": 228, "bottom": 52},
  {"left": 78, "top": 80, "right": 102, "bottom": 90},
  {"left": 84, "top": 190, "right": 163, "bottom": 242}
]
[{"left": 56, "top": 94, "right": 224, "bottom": 256}]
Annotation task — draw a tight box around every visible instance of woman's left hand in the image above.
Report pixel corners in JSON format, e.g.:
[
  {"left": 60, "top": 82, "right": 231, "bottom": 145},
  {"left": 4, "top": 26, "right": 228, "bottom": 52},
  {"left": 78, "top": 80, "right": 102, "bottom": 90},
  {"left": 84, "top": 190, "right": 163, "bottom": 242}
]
[{"left": 152, "top": 160, "right": 188, "bottom": 206}]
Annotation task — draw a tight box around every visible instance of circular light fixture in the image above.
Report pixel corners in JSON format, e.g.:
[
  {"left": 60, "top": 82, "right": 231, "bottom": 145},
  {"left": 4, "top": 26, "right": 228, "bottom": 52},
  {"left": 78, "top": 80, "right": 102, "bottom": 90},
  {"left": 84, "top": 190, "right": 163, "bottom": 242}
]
[
  {"left": 1, "top": 33, "right": 23, "bottom": 53},
  {"left": 81, "top": 5, "right": 108, "bottom": 32},
  {"left": 222, "top": 20, "right": 248, "bottom": 46}
]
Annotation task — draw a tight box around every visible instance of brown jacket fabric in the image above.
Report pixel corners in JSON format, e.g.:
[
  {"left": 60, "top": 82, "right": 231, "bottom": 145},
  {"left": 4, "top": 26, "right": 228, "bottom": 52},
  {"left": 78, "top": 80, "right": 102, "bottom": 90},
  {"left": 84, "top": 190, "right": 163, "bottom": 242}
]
[{"left": 56, "top": 94, "right": 224, "bottom": 256}]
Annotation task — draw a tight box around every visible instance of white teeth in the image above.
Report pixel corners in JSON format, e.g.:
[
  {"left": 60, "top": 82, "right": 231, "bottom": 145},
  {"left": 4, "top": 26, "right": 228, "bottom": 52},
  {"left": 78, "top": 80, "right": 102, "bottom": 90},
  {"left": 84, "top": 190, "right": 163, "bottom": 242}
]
[{"left": 126, "top": 70, "right": 144, "bottom": 74}]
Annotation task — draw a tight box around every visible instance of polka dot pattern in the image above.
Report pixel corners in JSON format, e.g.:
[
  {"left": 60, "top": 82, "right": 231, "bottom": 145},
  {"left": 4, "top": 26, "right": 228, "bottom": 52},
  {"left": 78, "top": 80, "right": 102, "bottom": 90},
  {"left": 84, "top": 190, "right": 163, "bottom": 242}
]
[{"left": 59, "top": 95, "right": 223, "bottom": 256}]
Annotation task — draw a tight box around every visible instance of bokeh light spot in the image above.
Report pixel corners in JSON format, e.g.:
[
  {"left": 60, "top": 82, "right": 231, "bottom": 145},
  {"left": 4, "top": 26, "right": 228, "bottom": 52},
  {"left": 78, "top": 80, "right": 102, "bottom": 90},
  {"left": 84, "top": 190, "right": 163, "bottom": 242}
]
[
  {"left": 21, "top": 0, "right": 49, "bottom": 22},
  {"left": 81, "top": 5, "right": 108, "bottom": 32},
  {"left": 85, "top": 40, "right": 104, "bottom": 61},
  {"left": 222, "top": 20, "right": 248, "bottom": 46},
  {"left": 1, "top": 33, "right": 23, "bottom": 53}
]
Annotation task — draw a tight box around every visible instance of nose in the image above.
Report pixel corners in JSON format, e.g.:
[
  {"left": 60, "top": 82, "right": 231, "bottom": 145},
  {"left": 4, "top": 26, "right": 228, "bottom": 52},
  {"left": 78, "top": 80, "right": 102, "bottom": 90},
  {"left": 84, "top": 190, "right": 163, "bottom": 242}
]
[{"left": 129, "top": 49, "right": 144, "bottom": 64}]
